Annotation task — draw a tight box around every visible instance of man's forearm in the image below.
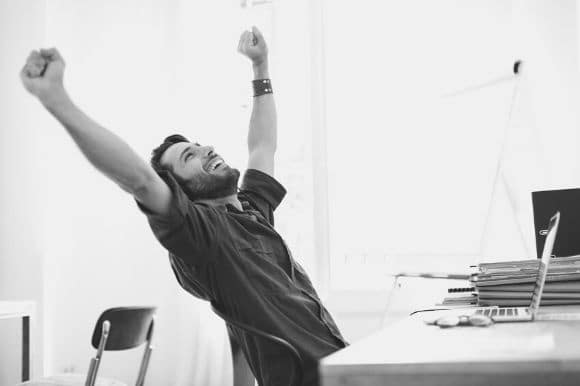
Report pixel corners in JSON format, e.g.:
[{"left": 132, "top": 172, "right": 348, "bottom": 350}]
[
  {"left": 248, "top": 61, "right": 277, "bottom": 152},
  {"left": 41, "top": 90, "right": 155, "bottom": 193}
]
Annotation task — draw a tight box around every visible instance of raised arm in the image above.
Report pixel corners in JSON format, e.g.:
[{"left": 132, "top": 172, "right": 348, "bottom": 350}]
[
  {"left": 20, "top": 48, "right": 172, "bottom": 215},
  {"left": 238, "top": 26, "right": 277, "bottom": 177}
]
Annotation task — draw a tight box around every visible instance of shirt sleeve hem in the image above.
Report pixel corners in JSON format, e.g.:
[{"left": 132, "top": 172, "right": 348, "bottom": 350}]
[{"left": 241, "top": 168, "right": 287, "bottom": 209}]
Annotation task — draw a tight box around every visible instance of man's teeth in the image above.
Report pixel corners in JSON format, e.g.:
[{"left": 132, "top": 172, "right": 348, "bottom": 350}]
[{"left": 208, "top": 158, "right": 224, "bottom": 171}]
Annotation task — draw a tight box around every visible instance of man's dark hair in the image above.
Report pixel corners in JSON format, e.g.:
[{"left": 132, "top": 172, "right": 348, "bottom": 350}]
[{"left": 150, "top": 134, "right": 190, "bottom": 174}]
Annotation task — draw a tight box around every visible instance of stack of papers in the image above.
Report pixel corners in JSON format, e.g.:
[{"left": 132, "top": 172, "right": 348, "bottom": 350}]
[
  {"left": 438, "top": 287, "right": 477, "bottom": 306},
  {"left": 471, "top": 255, "right": 580, "bottom": 306},
  {"left": 439, "top": 293, "right": 478, "bottom": 306}
]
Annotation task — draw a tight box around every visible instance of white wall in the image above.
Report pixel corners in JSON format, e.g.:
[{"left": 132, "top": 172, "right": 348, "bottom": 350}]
[
  {"left": 0, "top": 0, "right": 46, "bottom": 383},
  {"left": 322, "top": 0, "right": 580, "bottom": 341},
  {"left": 479, "top": 0, "right": 580, "bottom": 262},
  {"left": 1, "top": 0, "right": 318, "bottom": 385},
  {"left": 324, "top": 0, "right": 515, "bottom": 282},
  {"left": 39, "top": 1, "right": 237, "bottom": 384}
]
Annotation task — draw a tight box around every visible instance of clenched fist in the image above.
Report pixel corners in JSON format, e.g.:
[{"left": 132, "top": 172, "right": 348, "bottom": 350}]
[
  {"left": 20, "top": 48, "right": 66, "bottom": 102},
  {"left": 238, "top": 26, "right": 268, "bottom": 67}
]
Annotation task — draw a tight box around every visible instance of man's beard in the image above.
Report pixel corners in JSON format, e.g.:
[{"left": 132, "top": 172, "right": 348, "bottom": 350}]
[{"left": 178, "top": 166, "right": 241, "bottom": 201}]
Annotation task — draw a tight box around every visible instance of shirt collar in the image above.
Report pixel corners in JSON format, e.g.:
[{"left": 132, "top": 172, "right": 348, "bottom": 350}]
[{"left": 226, "top": 200, "right": 251, "bottom": 213}]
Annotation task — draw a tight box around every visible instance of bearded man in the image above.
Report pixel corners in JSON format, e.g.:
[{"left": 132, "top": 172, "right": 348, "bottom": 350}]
[{"left": 21, "top": 27, "right": 347, "bottom": 386}]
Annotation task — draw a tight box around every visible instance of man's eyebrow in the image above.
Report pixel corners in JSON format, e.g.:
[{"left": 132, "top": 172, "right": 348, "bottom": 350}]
[
  {"left": 179, "top": 143, "right": 201, "bottom": 162},
  {"left": 179, "top": 146, "right": 190, "bottom": 162}
]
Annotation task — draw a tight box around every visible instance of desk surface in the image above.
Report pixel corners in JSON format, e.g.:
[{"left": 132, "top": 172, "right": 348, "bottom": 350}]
[
  {"left": 0, "top": 301, "right": 35, "bottom": 320},
  {"left": 320, "top": 306, "right": 580, "bottom": 386},
  {"left": 0, "top": 300, "right": 36, "bottom": 381}
]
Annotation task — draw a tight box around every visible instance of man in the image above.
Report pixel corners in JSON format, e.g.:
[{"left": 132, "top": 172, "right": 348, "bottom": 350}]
[{"left": 21, "top": 27, "right": 347, "bottom": 386}]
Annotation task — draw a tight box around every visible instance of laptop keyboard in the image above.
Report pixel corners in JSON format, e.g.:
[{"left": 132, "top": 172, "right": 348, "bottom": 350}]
[{"left": 475, "top": 307, "right": 520, "bottom": 317}]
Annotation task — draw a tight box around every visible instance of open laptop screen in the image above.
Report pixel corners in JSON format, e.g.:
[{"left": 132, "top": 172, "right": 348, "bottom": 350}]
[
  {"left": 532, "top": 189, "right": 580, "bottom": 258},
  {"left": 529, "top": 212, "right": 560, "bottom": 315}
]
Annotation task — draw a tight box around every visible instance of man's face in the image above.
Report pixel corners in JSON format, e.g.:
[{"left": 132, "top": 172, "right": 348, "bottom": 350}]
[{"left": 160, "top": 142, "right": 240, "bottom": 200}]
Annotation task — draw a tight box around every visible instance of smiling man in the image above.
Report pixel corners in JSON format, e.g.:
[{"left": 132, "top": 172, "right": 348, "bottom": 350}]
[{"left": 21, "top": 27, "right": 347, "bottom": 386}]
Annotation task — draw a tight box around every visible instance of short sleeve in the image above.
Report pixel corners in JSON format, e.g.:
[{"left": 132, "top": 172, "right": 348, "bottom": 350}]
[
  {"left": 136, "top": 170, "right": 217, "bottom": 265},
  {"left": 239, "top": 169, "right": 287, "bottom": 225}
]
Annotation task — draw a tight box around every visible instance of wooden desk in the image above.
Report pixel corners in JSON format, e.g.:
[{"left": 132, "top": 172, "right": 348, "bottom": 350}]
[
  {"left": 320, "top": 307, "right": 580, "bottom": 386},
  {"left": 0, "top": 301, "right": 35, "bottom": 382}
]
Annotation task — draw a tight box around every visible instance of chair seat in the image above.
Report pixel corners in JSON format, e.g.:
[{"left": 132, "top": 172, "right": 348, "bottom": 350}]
[{"left": 19, "top": 373, "right": 127, "bottom": 386}]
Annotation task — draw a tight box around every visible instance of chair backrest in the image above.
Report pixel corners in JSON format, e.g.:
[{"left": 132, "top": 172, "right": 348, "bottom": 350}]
[
  {"left": 91, "top": 307, "right": 156, "bottom": 350},
  {"left": 211, "top": 303, "right": 304, "bottom": 386},
  {"left": 87, "top": 306, "right": 156, "bottom": 386}
]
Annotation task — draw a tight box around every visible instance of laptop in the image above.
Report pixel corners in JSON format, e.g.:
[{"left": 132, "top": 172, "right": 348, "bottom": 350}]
[
  {"left": 532, "top": 188, "right": 580, "bottom": 259},
  {"left": 472, "top": 211, "right": 560, "bottom": 322}
]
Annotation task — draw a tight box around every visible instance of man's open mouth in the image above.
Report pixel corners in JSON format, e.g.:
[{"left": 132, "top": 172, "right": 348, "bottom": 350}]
[{"left": 205, "top": 156, "right": 225, "bottom": 172}]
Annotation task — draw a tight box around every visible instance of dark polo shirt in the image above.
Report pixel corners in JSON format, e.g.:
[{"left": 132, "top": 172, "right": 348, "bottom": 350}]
[{"left": 137, "top": 168, "right": 347, "bottom": 386}]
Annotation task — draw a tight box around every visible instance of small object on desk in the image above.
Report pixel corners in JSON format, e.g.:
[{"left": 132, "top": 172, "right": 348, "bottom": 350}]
[
  {"left": 439, "top": 294, "right": 477, "bottom": 306},
  {"left": 426, "top": 313, "right": 494, "bottom": 328},
  {"left": 439, "top": 287, "right": 477, "bottom": 306}
]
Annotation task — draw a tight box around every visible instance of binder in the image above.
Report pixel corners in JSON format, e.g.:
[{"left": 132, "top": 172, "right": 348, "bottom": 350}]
[
  {"left": 478, "top": 291, "right": 580, "bottom": 300},
  {"left": 476, "top": 281, "right": 580, "bottom": 293},
  {"left": 478, "top": 298, "right": 580, "bottom": 307}
]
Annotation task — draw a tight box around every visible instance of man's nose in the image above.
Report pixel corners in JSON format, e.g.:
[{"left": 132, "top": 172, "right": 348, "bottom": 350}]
[{"left": 204, "top": 146, "right": 215, "bottom": 156}]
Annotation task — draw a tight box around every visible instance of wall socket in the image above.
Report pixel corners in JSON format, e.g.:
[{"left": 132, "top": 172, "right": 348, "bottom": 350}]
[{"left": 63, "top": 365, "right": 76, "bottom": 373}]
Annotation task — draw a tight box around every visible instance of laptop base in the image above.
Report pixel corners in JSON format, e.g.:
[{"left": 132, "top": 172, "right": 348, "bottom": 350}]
[{"left": 474, "top": 306, "right": 533, "bottom": 322}]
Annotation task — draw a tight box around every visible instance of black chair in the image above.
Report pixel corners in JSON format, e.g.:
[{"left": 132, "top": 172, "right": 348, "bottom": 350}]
[
  {"left": 211, "top": 303, "right": 304, "bottom": 386},
  {"left": 19, "top": 306, "right": 156, "bottom": 386}
]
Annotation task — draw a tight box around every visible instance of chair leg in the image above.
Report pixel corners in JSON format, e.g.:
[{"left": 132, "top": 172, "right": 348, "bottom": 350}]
[
  {"left": 85, "top": 358, "right": 99, "bottom": 386},
  {"left": 136, "top": 345, "right": 153, "bottom": 386}
]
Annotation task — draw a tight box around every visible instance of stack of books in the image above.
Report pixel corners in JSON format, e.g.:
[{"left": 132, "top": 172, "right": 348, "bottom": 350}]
[
  {"left": 471, "top": 255, "right": 580, "bottom": 306},
  {"left": 440, "top": 287, "right": 477, "bottom": 306}
]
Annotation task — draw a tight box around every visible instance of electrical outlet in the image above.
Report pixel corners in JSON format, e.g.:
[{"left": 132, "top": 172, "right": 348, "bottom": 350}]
[{"left": 63, "top": 365, "right": 76, "bottom": 373}]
